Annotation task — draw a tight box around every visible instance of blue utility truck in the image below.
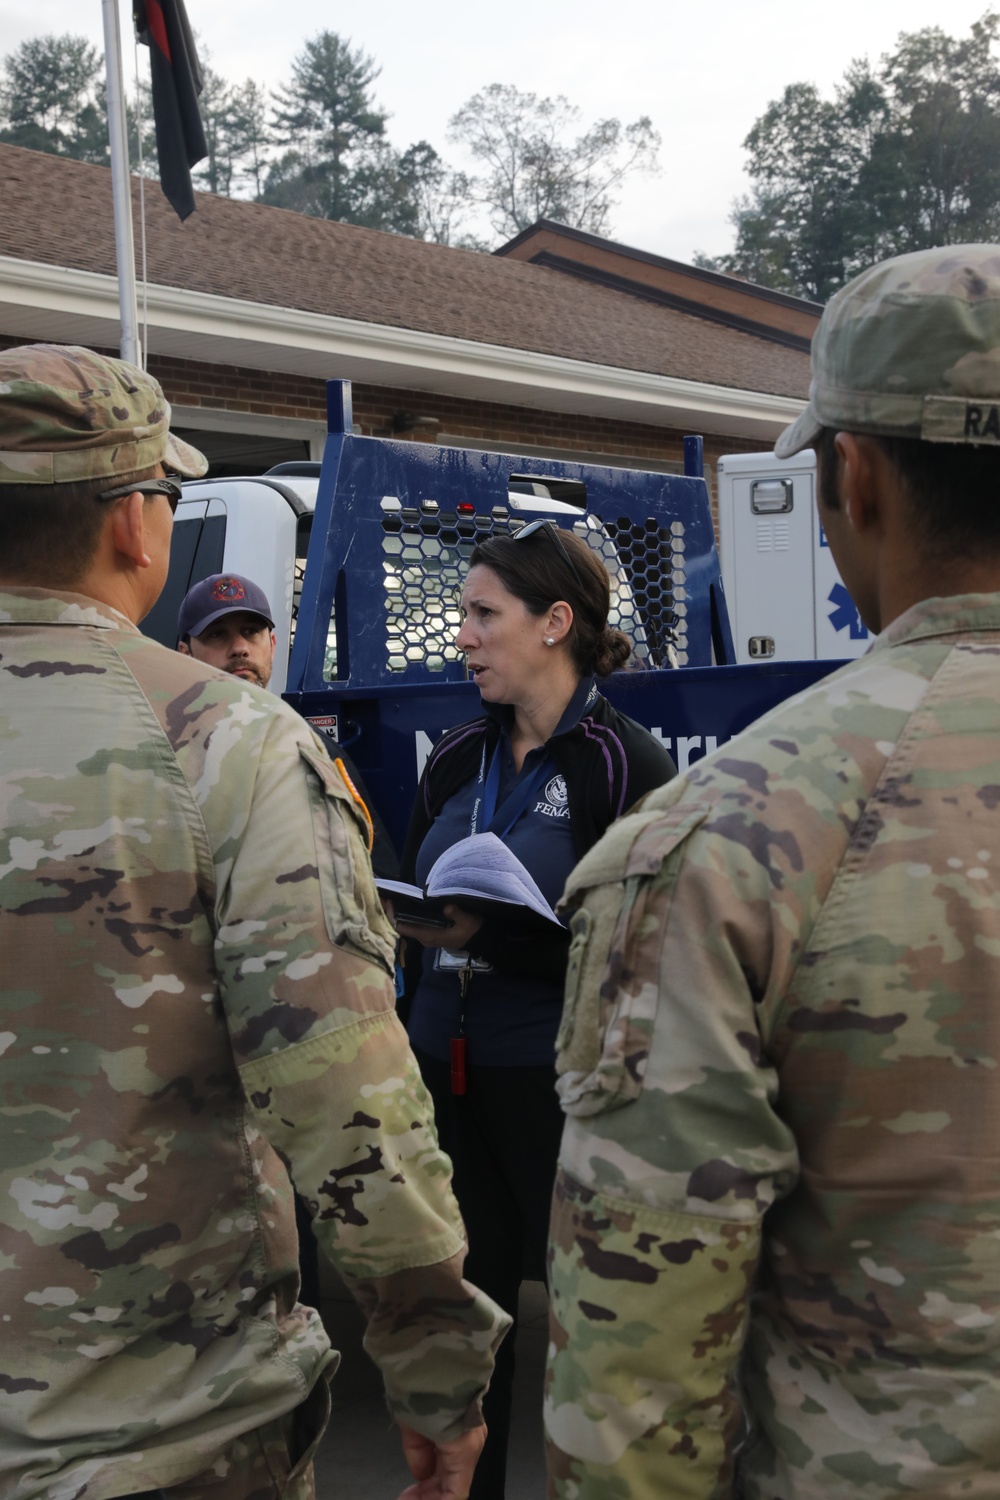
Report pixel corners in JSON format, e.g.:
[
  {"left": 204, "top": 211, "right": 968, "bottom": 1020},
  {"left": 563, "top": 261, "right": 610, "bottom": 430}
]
[{"left": 145, "top": 379, "right": 836, "bottom": 848}]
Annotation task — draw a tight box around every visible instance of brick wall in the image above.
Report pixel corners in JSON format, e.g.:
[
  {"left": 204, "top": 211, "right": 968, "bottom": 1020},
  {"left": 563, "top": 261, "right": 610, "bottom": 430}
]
[
  {"left": 0, "top": 333, "right": 774, "bottom": 518},
  {"left": 144, "top": 350, "right": 766, "bottom": 464},
  {"left": 141, "top": 352, "right": 772, "bottom": 512}
]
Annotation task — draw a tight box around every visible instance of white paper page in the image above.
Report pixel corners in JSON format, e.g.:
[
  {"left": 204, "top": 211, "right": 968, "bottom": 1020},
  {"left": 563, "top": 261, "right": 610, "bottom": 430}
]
[
  {"left": 374, "top": 878, "right": 424, "bottom": 901},
  {"left": 426, "top": 832, "right": 560, "bottom": 924}
]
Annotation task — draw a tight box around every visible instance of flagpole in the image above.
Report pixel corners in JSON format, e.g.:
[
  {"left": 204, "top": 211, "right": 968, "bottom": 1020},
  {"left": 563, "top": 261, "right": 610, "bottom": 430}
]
[{"left": 102, "top": 0, "right": 142, "bottom": 367}]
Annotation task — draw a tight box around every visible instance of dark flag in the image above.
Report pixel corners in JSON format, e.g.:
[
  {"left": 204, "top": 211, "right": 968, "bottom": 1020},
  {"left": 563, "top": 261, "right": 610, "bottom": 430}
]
[{"left": 133, "top": 0, "right": 208, "bottom": 221}]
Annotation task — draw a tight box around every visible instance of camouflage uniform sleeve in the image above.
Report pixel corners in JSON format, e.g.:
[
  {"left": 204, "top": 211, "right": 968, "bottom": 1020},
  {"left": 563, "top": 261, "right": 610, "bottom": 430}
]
[
  {"left": 202, "top": 715, "right": 510, "bottom": 1440},
  {"left": 546, "top": 787, "right": 799, "bottom": 1499}
]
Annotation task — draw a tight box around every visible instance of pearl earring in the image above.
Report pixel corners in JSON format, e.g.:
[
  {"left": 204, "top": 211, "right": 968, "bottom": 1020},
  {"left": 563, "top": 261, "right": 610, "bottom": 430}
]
[{"left": 545, "top": 637, "right": 555, "bottom": 646}]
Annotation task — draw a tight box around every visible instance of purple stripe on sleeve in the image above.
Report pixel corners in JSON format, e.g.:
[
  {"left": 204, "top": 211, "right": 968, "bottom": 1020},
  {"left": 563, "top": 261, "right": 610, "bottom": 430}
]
[{"left": 579, "top": 717, "right": 629, "bottom": 818}]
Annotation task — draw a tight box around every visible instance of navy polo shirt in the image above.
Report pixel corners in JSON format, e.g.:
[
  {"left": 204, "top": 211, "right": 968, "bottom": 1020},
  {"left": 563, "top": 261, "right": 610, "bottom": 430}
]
[{"left": 407, "top": 680, "right": 596, "bottom": 1067}]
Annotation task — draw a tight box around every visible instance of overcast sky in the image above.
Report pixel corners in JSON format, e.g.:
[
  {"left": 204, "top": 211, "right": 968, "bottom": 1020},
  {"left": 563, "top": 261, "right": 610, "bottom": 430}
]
[{"left": 1, "top": 0, "right": 992, "bottom": 260}]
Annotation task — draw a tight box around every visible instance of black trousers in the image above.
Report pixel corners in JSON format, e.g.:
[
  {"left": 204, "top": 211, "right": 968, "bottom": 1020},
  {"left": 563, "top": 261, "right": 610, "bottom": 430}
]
[{"left": 414, "top": 1047, "right": 565, "bottom": 1500}]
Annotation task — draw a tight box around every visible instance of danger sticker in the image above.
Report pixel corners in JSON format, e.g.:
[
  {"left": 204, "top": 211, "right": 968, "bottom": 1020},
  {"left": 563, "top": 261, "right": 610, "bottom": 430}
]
[{"left": 306, "top": 714, "right": 339, "bottom": 741}]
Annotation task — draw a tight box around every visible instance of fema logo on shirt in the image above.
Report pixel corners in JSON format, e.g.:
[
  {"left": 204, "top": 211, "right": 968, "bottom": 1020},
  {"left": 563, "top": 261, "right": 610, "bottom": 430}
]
[{"left": 535, "top": 774, "right": 570, "bottom": 820}]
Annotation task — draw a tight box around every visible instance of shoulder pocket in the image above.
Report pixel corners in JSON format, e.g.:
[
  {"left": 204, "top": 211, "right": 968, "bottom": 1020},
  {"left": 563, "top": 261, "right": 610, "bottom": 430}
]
[
  {"left": 299, "top": 741, "right": 396, "bottom": 976},
  {"left": 556, "top": 802, "right": 707, "bottom": 1118}
]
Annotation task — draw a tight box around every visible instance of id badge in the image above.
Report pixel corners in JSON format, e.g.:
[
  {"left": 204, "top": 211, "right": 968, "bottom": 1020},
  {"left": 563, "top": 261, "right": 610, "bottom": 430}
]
[{"left": 434, "top": 948, "right": 492, "bottom": 974}]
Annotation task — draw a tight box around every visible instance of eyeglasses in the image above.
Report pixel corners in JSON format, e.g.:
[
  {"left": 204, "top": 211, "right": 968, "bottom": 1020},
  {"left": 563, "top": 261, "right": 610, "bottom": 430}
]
[
  {"left": 97, "top": 477, "right": 183, "bottom": 514},
  {"left": 513, "top": 518, "right": 584, "bottom": 589}
]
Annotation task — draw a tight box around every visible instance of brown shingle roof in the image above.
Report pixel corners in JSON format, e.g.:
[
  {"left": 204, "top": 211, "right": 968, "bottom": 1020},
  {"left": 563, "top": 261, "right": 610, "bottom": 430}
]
[
  {"left": 0, "top": 144, "right": 809, "bottom": 399},
  {"left": 495, "top": 220, "right": 820, "bottom": 351}
]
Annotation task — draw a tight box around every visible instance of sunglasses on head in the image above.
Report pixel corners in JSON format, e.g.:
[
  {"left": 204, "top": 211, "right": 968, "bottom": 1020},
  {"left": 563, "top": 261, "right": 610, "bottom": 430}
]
[
  {"left": 97, "top": 477, "right": 183, "bottom": 514},
  {"left": 512, "top": 518, "right": 584, "bottom": 588}
]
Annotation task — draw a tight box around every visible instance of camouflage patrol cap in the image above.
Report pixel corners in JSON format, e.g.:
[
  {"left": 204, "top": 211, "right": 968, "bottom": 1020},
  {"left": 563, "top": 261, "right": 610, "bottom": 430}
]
[
  {"left": 0, "top": 343, "right": 207, "bottom": 486},
  {"left": 776, "top": 244, "right": 1000, "bottom": 459}
]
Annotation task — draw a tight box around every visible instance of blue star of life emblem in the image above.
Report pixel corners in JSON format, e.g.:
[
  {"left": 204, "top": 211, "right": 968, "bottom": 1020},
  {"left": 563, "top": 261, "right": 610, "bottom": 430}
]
[{"left": 827, "top": 582, "right": 869, "bottom": 640}]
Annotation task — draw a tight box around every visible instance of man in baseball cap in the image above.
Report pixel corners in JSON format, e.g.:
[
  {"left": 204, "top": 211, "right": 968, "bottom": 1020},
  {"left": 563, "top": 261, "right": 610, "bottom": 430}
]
[
  {"left": 0, "top": 342, "right": 509, "bottom": 1500},
  {"left": 546, "top": 245, "right": 1000, "bottom": 1500},
  {"left": 178, "top": 572, "right": 278, "bottom": 688}
]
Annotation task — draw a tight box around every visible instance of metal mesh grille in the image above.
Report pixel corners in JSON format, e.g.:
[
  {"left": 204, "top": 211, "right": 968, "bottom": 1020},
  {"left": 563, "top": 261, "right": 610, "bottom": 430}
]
[
  {"left": 382, "top": 506, "right": 496, "bottom": 673},
  {"left": 380, "top": 505, "right": 685, "bottom": 674},
  {"left": 590, "top": 515, "right": 687, "bottom": 668}
]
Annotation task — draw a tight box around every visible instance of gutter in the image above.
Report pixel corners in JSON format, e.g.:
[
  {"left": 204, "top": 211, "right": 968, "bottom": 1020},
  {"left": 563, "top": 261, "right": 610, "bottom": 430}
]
[{"left": 0, "top": 255, "right": 804, "bottom": 441}]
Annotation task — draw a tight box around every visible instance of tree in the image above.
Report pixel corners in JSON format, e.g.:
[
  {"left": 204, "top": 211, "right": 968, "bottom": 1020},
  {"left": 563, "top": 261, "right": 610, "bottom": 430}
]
[
  {"left": 395, "top": 141, "right": 479, "bottom": 246},
  {"left": 448, "top": 83, "right": 660, "bottom": 241},
  {"left": 192, "top": 62, "right": 237, "bottom": 196},
  {"left": 0, "top": 26, "right": 490, "bottom": 245},
  {"left": 713, "top": 14, "right": 1000, "bottom": 300},
  {"left": 729, "top": 76, "right": 882, "bottom": 301},
  {"left": 227, "top": 79, "right": 271, "bottom": 198},
  {"left": 260, "top": 30, "right": 475, "bottom": 238},
  {"left": 264, "top": 31, "right": 388, "bottom": 221},
  {"left": 0, "top": 34, "right": 109, "bottom": 163},
  {"left": 346, "top": 137, "right": 423, "bottom": 234},
  {"left": 190, "top": 58, "right": 273, "bottom": 200},
  {"left": 879, "top": 15, "right": 1000, "bottom": 246},
  {"left": 695, "top": 186, "right": 805, "bottom": 294}
]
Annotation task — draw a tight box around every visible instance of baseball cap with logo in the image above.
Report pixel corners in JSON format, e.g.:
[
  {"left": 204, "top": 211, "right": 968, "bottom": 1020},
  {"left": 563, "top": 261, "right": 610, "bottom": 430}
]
[
  {"left": 177, "top": 574, "right": 275, "bottom": 641},
  {"left": 776, "top": 244, "right": 1000, "bottom": 460},
  {"left": 0, "top": 343, "right": 207, "bottom": 485}
]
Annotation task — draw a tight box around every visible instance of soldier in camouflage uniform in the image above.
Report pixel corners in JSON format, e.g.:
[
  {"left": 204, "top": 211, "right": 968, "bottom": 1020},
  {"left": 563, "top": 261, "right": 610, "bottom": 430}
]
[
  {"left": 0, "top": 345, "right": 510, "bottom": 1500},
  {"left": 545, "top": 245, "right": 1000, "bottom": 1499}
]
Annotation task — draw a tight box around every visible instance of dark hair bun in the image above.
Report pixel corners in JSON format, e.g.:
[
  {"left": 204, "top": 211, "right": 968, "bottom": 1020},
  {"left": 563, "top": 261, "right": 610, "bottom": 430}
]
[{"left": 593, "top": 626, "right": 632, "bottom": 679}]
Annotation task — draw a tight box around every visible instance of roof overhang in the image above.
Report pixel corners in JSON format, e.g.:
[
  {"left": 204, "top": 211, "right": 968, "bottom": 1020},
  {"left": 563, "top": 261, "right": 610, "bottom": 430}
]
[{"left": 0, "top": 255, "right": 804, "bottom": 442}]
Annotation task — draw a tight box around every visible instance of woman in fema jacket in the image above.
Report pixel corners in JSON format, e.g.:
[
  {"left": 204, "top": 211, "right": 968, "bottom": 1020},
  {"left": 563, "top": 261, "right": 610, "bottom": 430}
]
[{"left": 396, "top": 520, "right": 675, "bottom": 1499}]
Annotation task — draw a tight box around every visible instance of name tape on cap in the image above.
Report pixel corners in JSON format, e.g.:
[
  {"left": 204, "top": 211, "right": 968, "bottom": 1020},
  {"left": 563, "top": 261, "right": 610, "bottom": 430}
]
[{"left": 922, "top": 396, "right": 1000, "bottom": 444}]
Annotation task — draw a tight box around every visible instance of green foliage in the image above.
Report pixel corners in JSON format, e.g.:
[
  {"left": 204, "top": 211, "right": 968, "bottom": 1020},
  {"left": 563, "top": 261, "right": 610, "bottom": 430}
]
[
  {"left": 191, "top": 62, "right": 272, "bottom": 198},
  {"left": 881, "top": 16, "right": 1000, "bottom": 245},
  {"left": 226, "top": 80, "right": 271, "bottom": 198},
  {"left": 263, "top": 31, "right": 387, "bottom": 221},
  {"left": 256, "top": 30, "right": 465, "bottom": 238},
  {"left": 0, "top": 34, "right": 109, "bottom": 163},
  {"left": 448, "top": 83, "right": 660, "bottom": 240},
  {"left": 714, "top": 14, "right": 1000, "bottom": 301},
  {"left": 397, "top": 142, "right": 479, "bottom": 246},
  {"left": 0, "top": 26, "right": 652, "bottom": 248},
  {"left": 192, "top": 63, "right": 237, "bottom": 196},
  {"left": 259, "top": 31, "right": 481, "bottom": 240}
]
